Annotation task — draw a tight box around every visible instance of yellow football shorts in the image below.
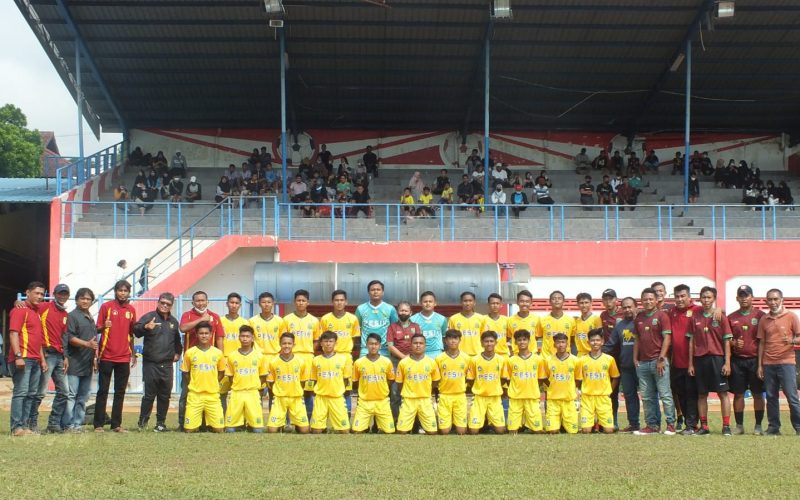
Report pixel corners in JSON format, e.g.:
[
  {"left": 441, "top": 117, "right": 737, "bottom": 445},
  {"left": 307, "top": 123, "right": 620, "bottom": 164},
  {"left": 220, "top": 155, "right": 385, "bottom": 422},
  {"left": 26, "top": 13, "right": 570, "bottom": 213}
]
[
  {"left": 468, "top": 395, "right": 505, "bottom": 429},
  {"left": 352, "top": 398, "right": 395, "bottom": 433},
  {"left": 507, "top": 398, "right": 543, "bottom": 432},
  {"left": 311, "top": 395, "right": 350, "bottom": 431},
  {"left": 437, "top": 393, "right": 468, "bottom": 429},
  {"left": 545, "top": 398, "right": 578, "bottom": 433},
  {"left": 397, "top": 397, "right": 437, "bottom": 433},
  {"left": 185, "top": 392, "right": 224, "bottom": 430},
  {"left": 267, "top": 396, "right": 308, "bottom": 428},
  {"left": 580, "top": 394, "right": 614, "bottom": 429},
  {"left": 226, "top": 389, "right": 264, "bottom": 428}
]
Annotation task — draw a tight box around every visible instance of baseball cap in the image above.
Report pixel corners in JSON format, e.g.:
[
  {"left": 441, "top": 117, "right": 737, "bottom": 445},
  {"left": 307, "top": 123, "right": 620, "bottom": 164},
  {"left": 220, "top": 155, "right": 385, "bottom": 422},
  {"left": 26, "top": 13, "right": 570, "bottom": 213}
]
[
  {"left": 736, "top": 285, "right": 753, "bottom": 297},
  {"left": 53, "top": 283, "right": 70, "bottom": 295},
  {"left": 601, "top": 288, "right": 617, "bottom": 298}
]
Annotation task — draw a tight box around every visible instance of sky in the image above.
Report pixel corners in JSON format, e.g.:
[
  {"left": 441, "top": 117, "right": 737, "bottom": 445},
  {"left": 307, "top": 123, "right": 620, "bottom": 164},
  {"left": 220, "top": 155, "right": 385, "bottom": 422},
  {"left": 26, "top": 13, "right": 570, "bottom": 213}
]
[{"left": 0, "top": 3, "right": 121, "bottom": 157}]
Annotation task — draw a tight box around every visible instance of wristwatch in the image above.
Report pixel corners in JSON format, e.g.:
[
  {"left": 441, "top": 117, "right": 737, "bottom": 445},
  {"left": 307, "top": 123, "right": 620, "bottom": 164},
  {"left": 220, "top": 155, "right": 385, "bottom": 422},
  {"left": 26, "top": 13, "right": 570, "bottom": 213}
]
[{"left": 14, "top": 352, "right": 22, "bottom": 359}]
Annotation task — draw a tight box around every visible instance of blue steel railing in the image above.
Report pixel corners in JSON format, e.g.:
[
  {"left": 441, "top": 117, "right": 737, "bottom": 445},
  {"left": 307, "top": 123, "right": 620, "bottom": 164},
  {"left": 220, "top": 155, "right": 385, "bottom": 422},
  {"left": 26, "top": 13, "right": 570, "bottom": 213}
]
[
  {"left": 60, "top": 199, "right": 798, "bottom": 242},
  {"left": 56, "top": 141, "right": 127, "bottom": 195}
]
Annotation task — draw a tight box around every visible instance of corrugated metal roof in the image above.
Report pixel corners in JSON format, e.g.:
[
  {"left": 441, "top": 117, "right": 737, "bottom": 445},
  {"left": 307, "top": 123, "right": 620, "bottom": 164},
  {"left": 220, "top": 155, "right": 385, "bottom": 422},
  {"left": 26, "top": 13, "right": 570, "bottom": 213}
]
[
  {"left": 14, "top": 0, "right": 800, "bottom": 133},
  {"left": 0, "top": 178, "right": 57, "bottom": 203}
]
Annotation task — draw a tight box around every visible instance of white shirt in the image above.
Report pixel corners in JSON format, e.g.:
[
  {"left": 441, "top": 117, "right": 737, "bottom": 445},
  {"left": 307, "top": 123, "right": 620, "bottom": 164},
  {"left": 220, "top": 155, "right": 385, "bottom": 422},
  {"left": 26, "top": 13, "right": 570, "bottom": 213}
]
[{"left": 491, "top": 190, "right": 506, "bottom": 204}]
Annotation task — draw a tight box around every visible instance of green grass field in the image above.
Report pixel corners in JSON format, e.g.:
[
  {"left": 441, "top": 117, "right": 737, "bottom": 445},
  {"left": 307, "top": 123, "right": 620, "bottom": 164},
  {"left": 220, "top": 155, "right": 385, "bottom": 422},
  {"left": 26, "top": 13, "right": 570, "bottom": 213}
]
[{"left": 2, "top": 411, "right": 800, "bottom": 498}]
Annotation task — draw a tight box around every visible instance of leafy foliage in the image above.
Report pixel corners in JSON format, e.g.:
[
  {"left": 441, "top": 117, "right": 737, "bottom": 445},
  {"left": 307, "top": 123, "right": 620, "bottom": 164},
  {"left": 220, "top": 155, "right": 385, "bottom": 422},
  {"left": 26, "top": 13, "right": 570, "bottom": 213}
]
[{"left": 0, "top": 104, "right": 43, "bottom": 178}]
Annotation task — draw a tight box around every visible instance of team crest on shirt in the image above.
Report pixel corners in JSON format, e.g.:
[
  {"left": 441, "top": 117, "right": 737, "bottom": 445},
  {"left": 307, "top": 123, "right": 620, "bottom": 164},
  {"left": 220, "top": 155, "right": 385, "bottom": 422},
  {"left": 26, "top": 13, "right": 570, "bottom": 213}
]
[
  {"left": 712, "top": 320, "right": 719, "bottom": 327},
  {"left": 652, "top": 318, "right": 658, "bottom": 325},
  {"left": 125, "top": 311, "right": 132, "bottom": 319},
  {"left": 477, "top": 366, "right": 483, "bottom": 373},
  {"left": 686, "top": 310, "right": 693, "bottom": 318},
  {"left": 192, "top": 356, "right": 198, "bottom": 362},
  {"left": 602, "top": 364, "right": 608, "bottom": 370},
  {"left": 751, "top": 318, "right": 758, "bottom": 326},
  {"left": 62, "top": 317, "right": 67, "bottom": 325},
  {"left": 252, "top": 360, "right": 257, "bottom": 367},
  {"left": 456, "top": 322, "right": 462, "bottom": 329}
]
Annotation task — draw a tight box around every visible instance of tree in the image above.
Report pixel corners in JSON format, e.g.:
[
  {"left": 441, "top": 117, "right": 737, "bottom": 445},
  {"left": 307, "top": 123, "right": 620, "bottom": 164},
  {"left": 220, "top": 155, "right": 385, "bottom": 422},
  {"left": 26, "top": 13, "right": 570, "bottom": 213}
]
[{"left": 0, "top": 104, "right": 43, "bottom": 178}]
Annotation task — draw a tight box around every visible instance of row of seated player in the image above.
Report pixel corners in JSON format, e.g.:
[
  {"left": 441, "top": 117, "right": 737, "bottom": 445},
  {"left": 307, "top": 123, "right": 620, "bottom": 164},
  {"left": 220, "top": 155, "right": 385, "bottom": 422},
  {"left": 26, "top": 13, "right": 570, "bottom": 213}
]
[{"left": 9, "top": 280, "right": 798, "bottom": 436}]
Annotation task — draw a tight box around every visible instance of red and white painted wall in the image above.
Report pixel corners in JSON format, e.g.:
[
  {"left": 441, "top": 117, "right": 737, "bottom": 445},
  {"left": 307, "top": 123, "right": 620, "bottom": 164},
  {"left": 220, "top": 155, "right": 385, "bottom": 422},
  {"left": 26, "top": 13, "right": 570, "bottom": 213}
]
[
  {"left": 131, "top": 128, "right": 795, "bottom": 171},
  {"left": 57, "top": 162, "right": 125, "bottom": 225}
]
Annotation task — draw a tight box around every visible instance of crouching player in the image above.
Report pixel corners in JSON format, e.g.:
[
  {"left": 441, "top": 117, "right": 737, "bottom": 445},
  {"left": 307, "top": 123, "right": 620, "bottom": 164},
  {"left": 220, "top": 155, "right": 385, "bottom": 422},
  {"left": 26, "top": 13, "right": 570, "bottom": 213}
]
[
  {"left": 181, "top": 322, "right": 227, "bottom": 433},
  {"left": 266, "top": 333, "right": 310, "bottom": 433},
  {"left": 543, "top": 333, "right": 580, "bottom": 434},
  {"left": 395, "top": 334, "right": 440, "bottom": 435},
  {"left": 506, "top": 330, "right": 546, "bottom": 434},
  {"left": 435, "top": 329, "right": 469, "bottom": 435},
  {"left": 352, "top": 334, "right": 395, "bottom": 433},
  {"left": 578, "top": 329, "right": 620, "bottom": 433},
  {"left": 466, "top": 331, "right": 507, "bottom": 434},
  {"left": 310, "top": 331, "right": 353, "bottom": 434},
  {"left": 224, "top": 325, "right": 269, "bottom": 432}
]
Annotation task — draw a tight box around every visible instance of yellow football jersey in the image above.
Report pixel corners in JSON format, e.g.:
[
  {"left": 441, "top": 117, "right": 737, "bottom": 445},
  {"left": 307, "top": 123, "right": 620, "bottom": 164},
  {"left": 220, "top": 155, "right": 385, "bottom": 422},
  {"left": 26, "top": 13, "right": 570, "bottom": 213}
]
[
  {"left": 574, "top": 314, "right": 602, "bottom": 357},
  {"left": 505, "top": 353, "right": 546, "bottom": 399},
  {"left": 577, "top": 353, "right": 620, "bottom": 396},
  {"left": 268, "top": 354, "right": 309, "bottom": 397},
  {"left": 448, "top": 312, "right": 485, "bottom": 356},
  {"left": 220, "top": 315, "right": 251, "bottom": 356},
  {"left": 310, "top": 353, "right": 353, "bottom": 397},
  {"left": 537, "top": 314, "right": 576, "bottom": 358},
  {"left": 482, "top": 314, "right": 511, "bottom": 356},
  {"left": 352, "top": 355, "right": 394, "bottom": 401},
  {"left": 435, "top": 351, "right": 470, "bottom": 395},
  {"left": 318, "top": 312, "right": 361, "bottom": 354},
  {"left": 249, "top": 313, "right": 283, "bottom": 355},
  {"left": 507, "top": 313, "right": 540, "bottom": 355},
  {"left": 395, "top": 356, "right": 441, "bottom": 399},
  {"left": 466, "top": 354, "right": 505, "bottom": 397},
  {"left": 543, "top": 354, "right": 580, "bottom": 401},
  {"left": 225, "top": 349, "right": 269, "bottom": 391},
  {"left": 181, "top": 346, "right": 226, "bottom": 394},
  {"left": 281, "top": 312, "right": 319, "bottom": 355}
]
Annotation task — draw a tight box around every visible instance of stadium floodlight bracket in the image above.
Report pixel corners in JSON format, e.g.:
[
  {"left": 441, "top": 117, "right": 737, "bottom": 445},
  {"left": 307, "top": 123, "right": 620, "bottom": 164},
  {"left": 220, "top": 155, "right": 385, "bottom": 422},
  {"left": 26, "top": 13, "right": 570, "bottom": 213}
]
[
  {"left": 491, "top": 0, "right": 512, "bottom": 21},
  {"left": 716, "top": 1, "right": 734, "bottom": 18},
  {"left": 264, "top": 0, "right": 285, "bottom": 17}
]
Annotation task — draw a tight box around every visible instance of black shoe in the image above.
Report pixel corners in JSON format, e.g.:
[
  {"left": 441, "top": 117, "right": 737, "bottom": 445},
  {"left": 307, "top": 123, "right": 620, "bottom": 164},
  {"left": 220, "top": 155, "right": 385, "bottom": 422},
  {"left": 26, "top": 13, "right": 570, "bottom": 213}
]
[
  {"left": 153, "top": 424, "right": 168, "bottom": 433},
  {"left": 765, "top": 427, "right": 781, "bottom": 436},
  {"left": 695, "top": 428, "right": 710, "bottom": 436},
  {"left": 722, "top": 426, "right": 732, "bottom": 436},
  {"left": 676, "top": 416, "right": 684, "bottom": 431},
  {"left": 46, "top": 427, "right": 63, "bottom": 434},
  {"left": 680, "top": 428, "right": 696, "bottom": 436}
]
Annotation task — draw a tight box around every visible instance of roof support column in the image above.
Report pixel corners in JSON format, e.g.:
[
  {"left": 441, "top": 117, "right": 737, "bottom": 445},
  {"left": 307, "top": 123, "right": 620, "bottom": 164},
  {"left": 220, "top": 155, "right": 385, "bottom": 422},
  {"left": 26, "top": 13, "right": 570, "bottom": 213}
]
[
  {"left": 280, "top": 27, "right": 288, "bottom": 204},
  {"left": 683, "top": 38, "right": 691, "bottom": 206},
  {"left": 483, "top": 32, "right": 491, "bottom": 199},
  {"left": 76, "top": 42, "right": 85, "bottom": 184}
]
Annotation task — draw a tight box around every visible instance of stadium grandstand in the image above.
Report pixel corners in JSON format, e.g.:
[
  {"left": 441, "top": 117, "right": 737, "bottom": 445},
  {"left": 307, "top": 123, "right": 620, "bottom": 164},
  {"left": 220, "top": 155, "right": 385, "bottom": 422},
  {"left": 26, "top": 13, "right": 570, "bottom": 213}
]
[{"left": 3, "top": 0, "right": 800, "bottom": 396}]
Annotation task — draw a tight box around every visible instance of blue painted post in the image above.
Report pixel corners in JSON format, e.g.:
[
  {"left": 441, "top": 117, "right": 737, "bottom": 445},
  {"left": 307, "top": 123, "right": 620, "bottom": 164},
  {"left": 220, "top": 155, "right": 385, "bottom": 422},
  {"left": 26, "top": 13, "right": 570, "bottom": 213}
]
[
  {"left": 177, "top": 203, "right": 182, "bottom": 239},
  {"left": 711, "top": 205, "right": 716, "bottom": 239},
  {"left": 112, "top": 202, "right": 117, "bottom": 239},
  {"left": 722, "top": 205, "right": 727, "bottom": 240},
  {"left": 261, "top": 198, "right": 266, "bottom": 237},
  {"left": 330, "top": 203, "right": 336, "bottom": 241},
  {"left": 76, "top": 43, "right": 85, "bottom": 185},
  {"left": 439, "top": 204, "right": 444, "bottom": 241},
  {"left": 287, "top": 203, "right": 293, "bottom": 240},
  {"left": 657, "top": 206, "right": 663, "bottom": 240},
  {"left": 761, "top": 208, "right": 766, "bottom": 240},
  {"left": 166, "top": 202, "right": 171, "bottom": 239},
  {"left": 683, "top": 38, "right": 691, "bottom": 205},
  {"left": 548, "top": 207, "right": 554, "bottom": 241},
  {"left": 273, "top": 197, "right": 279, "bottom": 237},
  {"left": 614, "top": 205, "right": 620, "bottom": 241},
  {"left": 239, "top": 200, "right": 244, "bottom": 235},
  {"left": 385, "top": 205, "right": 390, "bottom": 241},
  {"left": 604, "top": 205, "right": 609, "bottom": 240},
  {"left": 123, "top": 203, "right": 128, "bottom": 239},
  {"left": 493, "top": 205, "right": 499, "bottom": 240},
  {"left": 772, "top": 207, "right": 777, "bottom": 240},
  {"left": 450, "top": 206, "right": 455, "bottom": 241},
  {"left": 504, "top": 205, "right": 509, "bottom": 240},
  {"left": 70, "top": 203, "right": 75, "bottom": 238},
  {"left": 483, "top": 35, "right": 491, "bottom": 198},
  {"left": 668, "top": 206, "right": 673, "bottom": 240},
  {"left": 219, "top": 203, "right": 224, "bottom": 238},
  {"left": 396, "top": 204, "right": 401, "bottom": 241},
  {"left": 559, "top": 205, "right": 565, "bottom": 240},
  {"left": 342, "top": 203, "right": 347, "bottom": 240},
  {"left": 280, "top": 29, "right": 288, "bottom": 204}
]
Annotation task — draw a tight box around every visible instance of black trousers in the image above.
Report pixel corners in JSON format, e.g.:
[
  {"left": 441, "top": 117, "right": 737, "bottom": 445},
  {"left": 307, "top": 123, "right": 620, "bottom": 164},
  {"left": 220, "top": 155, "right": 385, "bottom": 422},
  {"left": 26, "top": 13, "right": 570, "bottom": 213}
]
[
  {"left": 671, "top": 367, "right": 698, "bottom": 428},
  {"left": 178, "top": 374, "right": 189, "bottom": 430},
  {"left": 139, "top": 361, "right": 173, "bottom": 426},
  {"left": 94, "top": 361, "right": 130, "bottom": 429}
]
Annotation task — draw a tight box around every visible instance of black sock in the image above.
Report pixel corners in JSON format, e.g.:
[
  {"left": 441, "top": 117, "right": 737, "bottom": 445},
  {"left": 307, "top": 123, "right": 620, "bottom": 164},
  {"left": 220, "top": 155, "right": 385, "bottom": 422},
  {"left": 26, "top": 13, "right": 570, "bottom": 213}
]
[
  {"left": 755, "top": 410, "right": 765, "bottom": 426},
  {"left": 734, "top": 411, "right": 744, "bottom": 426}
]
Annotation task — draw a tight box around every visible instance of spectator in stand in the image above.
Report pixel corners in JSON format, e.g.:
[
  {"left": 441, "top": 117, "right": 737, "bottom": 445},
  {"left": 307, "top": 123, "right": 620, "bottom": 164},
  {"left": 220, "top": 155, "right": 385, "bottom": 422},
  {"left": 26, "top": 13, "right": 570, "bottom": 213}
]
[
  {"left": 336, "top": 157, "right": 350, "bottom": 178},
  {"left": 129, "top": 146, "right": 145, "bottom": 166},
  {"left": 400, "top": 188, "right": 415, "bottom": 220},
  {"left": 185, "top": 176, "right": 201, "bottom": 202},
  {"left": 224, "top": 164, "right": 239, "bottom": 189},
  {"left": 672, "top": 152, "right": 683, "bottom": 176},
  {"left": 167, "top": 175, "right": 183, "bottom": 205},
  {"left": 439, "top": 181, "right": 454, "bottom": 204},
  {"left": 244, "top": 173, "right": 260, "bottom": 207},
  {"left": 153, "top": 151, "right": 168, "bottom": 171},
  {"left": 471, "top": 164, "right": 485, "bottom": 184},
  {"left": 593, "top": 149, "right": 610, "bottom": 172},
  {"left": 617, "top": 176, "right": 639, "bottom": 211},
  {"left": 523, "top": 172, "right": 535, "bottom": 188},
  {"left": 491, "top": 184, "right": 506, "bottom": 206},
  {"left": 132, "top": 181, "right": 153, "bottom": 215},
  {"left": 114, "top": 184, "right": 130, "bottom": 211},
  {"left": 688, "top": 171, "right": 700, "bottom": 203},
  {"left": 289, "top": 175, "right": 309, "bottom": 204},
  {"left": 215, "top": 176, "right": 231, "bottom": 204},
  {"left": 464, "top": 149, "right": 482, "bottom": 175},
  {"left": 627, "top": 152, "right": 641, "bottom": 178},
  {"left": 742, "top": 182, "right": 760, "bottom": 209},
  {"left": 145, "top": 169, "right": 160, "bottom": 190},
  {"left": 310, "top": 177, "right": 327, "bottom": 205},
  {"left": 509, "top": 184, "right": 528, "bottom": 218},
  {"left": 610, "top": 150, "right": 625, "bottom": 174},
  {"left": 579, "top": 175, "right": 594, "bottom": 209},
  {"left": 690, "top": 150, "right": 703, "bottom": 173},
  {"left": 432, "top": 169, "right": 449, "bottom": 195},
  {"left": 533, "top": 176, "right": 554, "bottom": 205},
  {"left": 134, "top": 169, "right": 147, "bottom": 186},
  {"left": 700, "top": 152, "right": 714, "bottom": 176},
  {"left": 319, "top": 144, "right": 333, "bottom": 174},
  {"left": 538, "top": 170, "right": 553, "bottom": 188},
  {"left": 264, "top": 164, "right": 280, "bottom": 192},
  {"left": 713, "top": 159, "right": 726, "bottom": 187},
  {"left": 491, "top": 163, "right": 509, "bottom": 187},
  {"left": 457, "top": 175, "right": 474, "bottom": 203},
  {"left": 417, "top": 187, "right": 435, "bottom": 217},
  {"left": 298, "top": 157, "right": 312, "bottom": 181},
  {"left": 247, "top": 148, "right": 260, "bottom": 166},
  {"left": 350, "top": 183, "right": 371, "bottom": 218},
  {"left": 259, "top": 146, "right": 272, "bottom": 166},
  {"left": 596, "top": 175, "right": 613, "bottom": 205},
  {"left": 777, "top": 181, "right": 794, "bottom": 210},
  {"left": 363, "top": 145, "right": 379, "bottom": 178},
  {"left": 170, "top": 151, "right": 187, "bottom": 178},
  {"left": 336, "top": 175, "right": 352, "bottom": 197},
  {"left": 574, "top": 148, "right": 591, "bottom": 174},
  {"left": 408, "top": 172, "right": 426, "bottom": 199},
  {"left": 643, "top": 149, "right": 661, "bottom": 175}
]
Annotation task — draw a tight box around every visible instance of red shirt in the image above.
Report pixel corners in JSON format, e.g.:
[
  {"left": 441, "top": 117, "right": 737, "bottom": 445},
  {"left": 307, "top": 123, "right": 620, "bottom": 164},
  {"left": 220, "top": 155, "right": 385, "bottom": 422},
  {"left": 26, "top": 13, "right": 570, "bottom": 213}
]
[
  {"left": 688, "top": 310, "right": 732, "bottom": 358},
  {"left": 757, "top": 310, "right": 800, "bottom": 366},
  {"left": 668, "top": 304, "right": 703, "bottom": 369},
  {"left": 96, "top": 300, "right": 136, "bottom": 363},
  {"left": 600, "top": 309, "right": 624, "bottom": 344},
  {"left": 40, "top": 302, "right": 69, "bottom": 353},
  {"left": 387, "top": 321, "right": 421, "bottom": 357},
  {"left": 634, "top": 309, "right": 672, "bottom": 362},
  {"left": 8, "top": 302, "right": 43, "bottom": 362},
  {"left": 179, "top": 309, "right": 223, "bottom": 353},
  {"left": 728, "top": 309, "right": 765, "bottom": 359}
]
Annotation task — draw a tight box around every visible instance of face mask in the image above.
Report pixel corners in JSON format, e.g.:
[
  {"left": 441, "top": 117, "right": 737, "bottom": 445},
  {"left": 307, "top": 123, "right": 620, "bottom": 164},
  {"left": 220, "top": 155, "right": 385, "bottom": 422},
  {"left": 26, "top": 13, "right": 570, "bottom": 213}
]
[{"left": 398, "top": 314, "right": 411, "bottom": 322}]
